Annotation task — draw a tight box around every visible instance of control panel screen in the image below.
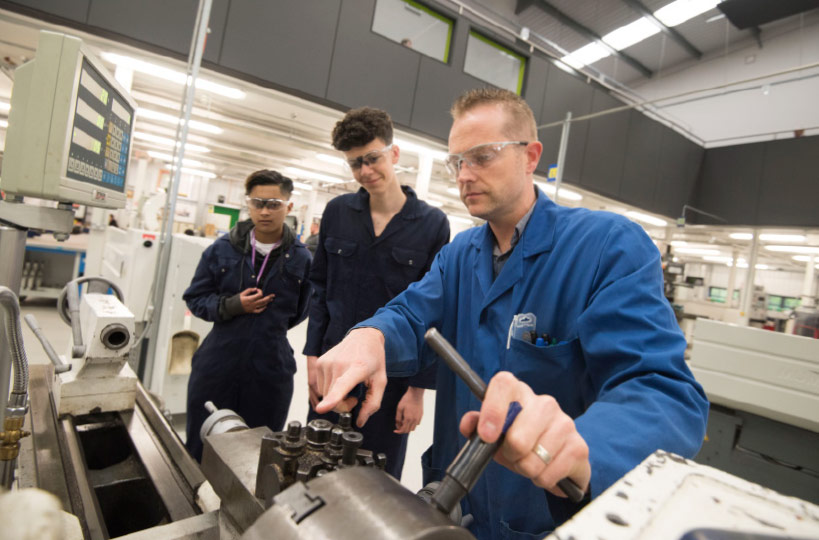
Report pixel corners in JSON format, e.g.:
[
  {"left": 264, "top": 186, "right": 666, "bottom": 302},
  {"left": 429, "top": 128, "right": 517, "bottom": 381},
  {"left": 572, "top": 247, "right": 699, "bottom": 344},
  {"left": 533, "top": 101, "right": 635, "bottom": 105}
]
[{"left": 65, "top": 58, "right": 133, "bottom": 192}]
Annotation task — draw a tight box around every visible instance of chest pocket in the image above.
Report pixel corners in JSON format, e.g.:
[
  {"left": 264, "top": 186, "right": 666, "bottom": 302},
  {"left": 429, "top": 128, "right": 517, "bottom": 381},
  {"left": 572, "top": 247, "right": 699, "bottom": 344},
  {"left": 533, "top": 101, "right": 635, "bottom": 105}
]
[
  {"left": 325, "top": 237, "right": 357, "bottom": 257},
  {"left": 324, "top": 237, "right": 357, "bottom": 286},
  {"left": 506, "top": 337, "right": 585, "bottom": 411},
  {"left": 389, "top": 247, "right": 429, "bottom": 288}
]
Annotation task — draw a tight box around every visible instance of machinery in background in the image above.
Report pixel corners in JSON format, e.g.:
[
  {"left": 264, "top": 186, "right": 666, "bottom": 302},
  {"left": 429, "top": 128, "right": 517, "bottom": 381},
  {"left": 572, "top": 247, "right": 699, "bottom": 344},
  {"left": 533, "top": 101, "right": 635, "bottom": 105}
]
[
  {"left": 690, "top": 318, "right": 819, "bottom": 504},
  {"left": 147, "top": 233, "right": 214, "bottom": 415}
]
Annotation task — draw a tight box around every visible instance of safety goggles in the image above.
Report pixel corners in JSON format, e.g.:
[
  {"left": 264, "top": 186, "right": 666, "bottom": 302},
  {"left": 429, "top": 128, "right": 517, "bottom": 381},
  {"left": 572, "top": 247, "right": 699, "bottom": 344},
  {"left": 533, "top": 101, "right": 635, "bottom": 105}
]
[
  {"left": 444, "top": 141, "right": 529, "bottom": 178},
  {"left": 346, "top": 144, "right": 393, "bottom": 171},
  {"left": 246, "top": 197, "right": 287, "bottom": 211}
]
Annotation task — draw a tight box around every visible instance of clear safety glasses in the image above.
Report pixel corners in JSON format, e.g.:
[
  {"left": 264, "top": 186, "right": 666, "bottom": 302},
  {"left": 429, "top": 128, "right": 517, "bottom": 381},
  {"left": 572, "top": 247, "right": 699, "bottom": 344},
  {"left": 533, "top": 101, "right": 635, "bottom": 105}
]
[
  {"left": 445, "top": 141, "right": 529, "bottom": 178},
  {"left": 246, "top": 197, "right": 287, "bottom": 211},
  {"left": 346, "top": 144, "right": 393, "bottom": 171}
]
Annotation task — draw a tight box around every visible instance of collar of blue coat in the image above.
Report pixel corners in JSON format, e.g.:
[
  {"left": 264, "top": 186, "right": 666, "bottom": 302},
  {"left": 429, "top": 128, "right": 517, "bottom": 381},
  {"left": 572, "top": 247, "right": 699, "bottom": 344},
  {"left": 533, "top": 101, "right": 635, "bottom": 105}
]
[
  {"left": 470, "top": 184, "right": 558, "bottom": 258},
  {"left": 346, "top": 185, "right": 424, "bottom": 219}
]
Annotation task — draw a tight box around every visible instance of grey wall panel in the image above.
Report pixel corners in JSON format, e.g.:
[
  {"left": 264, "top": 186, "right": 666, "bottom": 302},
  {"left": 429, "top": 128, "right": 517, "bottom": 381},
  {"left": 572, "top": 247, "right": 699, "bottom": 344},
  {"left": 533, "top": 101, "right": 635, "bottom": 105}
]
[
  {"left": 524, "top": 56, "right": 548, "bottom": 128},
  {"left": 5, "top": 0, "right": 89, "bottom": 23},
  {"left": 88, "top": 0, "right": 197, "bottom": 56},
  {"left": 579, "top": 89, "right": 630, "bottom": 198},
  {"left": 326, "top": 0, "right": 420, "bottom": 126},
  {"left": 410, "top": 18, "right": 482, "bottom": 141},
  {"left": 620, "top": 110, "right": 662, "bottom": 211},
  {"left": 219, "top": 0, "right": 341, "bottom": 99},
  {"left": 538, "top": 67, "right": 594, "bottom": 185},
  {"left": 656, "top": 130, "right": 702, "bottom": 219},
  {"left": 694, "top": 143, "right": 762, "bottom": 225},
  {"left": 755, "top": 137, "right": 819, "bottom": 227}
]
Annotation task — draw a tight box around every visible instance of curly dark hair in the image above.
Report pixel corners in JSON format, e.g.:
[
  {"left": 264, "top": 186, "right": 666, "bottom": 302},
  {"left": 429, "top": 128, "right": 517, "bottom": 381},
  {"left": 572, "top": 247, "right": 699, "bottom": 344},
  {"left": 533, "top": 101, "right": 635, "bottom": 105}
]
[
  {"left": 244, "top": 169, "right": 294, "bottom": 197},
  {"left": 331, "top": 107, "right": 393, "bottom": 151}
]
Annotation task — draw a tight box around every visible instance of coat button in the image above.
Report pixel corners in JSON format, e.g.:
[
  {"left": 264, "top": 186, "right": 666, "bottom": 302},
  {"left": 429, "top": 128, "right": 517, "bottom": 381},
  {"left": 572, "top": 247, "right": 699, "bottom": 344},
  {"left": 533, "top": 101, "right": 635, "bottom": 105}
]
[
  {"left": 221, "top": 268, "right": 225, "bottom": 273},
  {"left": 409, "top": 259, "right": 413, "bottom": 265},
  {"left": 337, "top": 249, "right": 342, "bottom": 254},
  {"left": 286, "top": 254, "right": 290, "bottom": 258}
]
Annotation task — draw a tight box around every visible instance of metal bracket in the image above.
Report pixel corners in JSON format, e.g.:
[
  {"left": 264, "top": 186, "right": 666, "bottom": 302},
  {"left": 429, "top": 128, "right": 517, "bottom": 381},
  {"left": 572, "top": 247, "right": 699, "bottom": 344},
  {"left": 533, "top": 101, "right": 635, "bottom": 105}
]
[{"left": 273, "top": 482, "right": 325, "bottom": 524}]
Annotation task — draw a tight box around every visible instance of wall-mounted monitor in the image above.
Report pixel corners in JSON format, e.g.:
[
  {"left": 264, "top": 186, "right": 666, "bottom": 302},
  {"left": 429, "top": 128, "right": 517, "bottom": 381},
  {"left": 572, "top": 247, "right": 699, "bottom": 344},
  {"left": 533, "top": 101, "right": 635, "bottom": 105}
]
[{"left": 1, "top": 31, "right": 137, "bottom": 209}]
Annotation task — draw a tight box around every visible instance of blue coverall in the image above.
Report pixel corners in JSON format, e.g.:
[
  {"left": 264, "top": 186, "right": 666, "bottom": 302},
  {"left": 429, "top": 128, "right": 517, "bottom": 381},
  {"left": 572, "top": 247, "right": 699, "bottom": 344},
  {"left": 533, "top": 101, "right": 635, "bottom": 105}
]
[
  {"left": 184, "top": 220, "right": 312, "bottom": 461},
  {"left": 304, "top": 186, "right": 449, "bottom": 478},
  {"left": 356, "top": 191, "right": 709, "bottom": 539}
]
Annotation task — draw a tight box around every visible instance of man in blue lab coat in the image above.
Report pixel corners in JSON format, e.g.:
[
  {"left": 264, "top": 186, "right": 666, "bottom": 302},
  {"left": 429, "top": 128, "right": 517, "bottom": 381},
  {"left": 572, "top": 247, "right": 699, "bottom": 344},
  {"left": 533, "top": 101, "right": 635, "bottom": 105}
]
[{"left": 313, "top": 89, "right": 708, "bottom": 539}]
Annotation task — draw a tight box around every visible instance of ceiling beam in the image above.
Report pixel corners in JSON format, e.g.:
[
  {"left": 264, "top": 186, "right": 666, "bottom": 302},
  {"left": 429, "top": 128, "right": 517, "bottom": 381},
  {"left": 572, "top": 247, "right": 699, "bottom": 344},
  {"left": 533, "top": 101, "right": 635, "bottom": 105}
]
[
  {"left": 619, "top": 0, "right": 703, "bottom": 60},
  {"left": 517, "top": 0, "right": 653, "bottom": 78}
]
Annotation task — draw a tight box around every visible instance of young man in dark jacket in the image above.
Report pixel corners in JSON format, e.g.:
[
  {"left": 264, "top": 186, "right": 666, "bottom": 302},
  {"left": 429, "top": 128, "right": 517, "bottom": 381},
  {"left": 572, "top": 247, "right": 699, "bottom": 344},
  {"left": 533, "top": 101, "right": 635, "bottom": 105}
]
[
  {"left": 184, "top": 169, "right": 312, "bottom": 461},
  {"left": 304, "top": 107, "right": 450, "bottom": 479}
]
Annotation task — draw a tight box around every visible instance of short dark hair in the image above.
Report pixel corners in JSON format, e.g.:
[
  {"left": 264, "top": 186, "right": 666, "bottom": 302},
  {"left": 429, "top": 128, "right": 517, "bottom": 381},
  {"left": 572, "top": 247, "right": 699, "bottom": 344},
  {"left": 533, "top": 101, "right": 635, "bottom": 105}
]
[
  {"left": 331, "top": 107, "right": 393, "bottom": 151},
  {"left": 244, "top": 169, "right": 294, "bottom": 197}
]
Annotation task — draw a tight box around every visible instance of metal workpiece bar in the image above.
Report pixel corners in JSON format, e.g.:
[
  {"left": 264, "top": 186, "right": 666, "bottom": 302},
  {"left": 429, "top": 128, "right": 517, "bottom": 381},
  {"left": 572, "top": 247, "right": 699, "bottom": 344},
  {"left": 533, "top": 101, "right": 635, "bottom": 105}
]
[
  {"left": 134, "top": 384, "right": 206, "bottom": 494},
  {"left": 619, "top": 0, "right": 702, "bottom": 59},
  {"left": 24, "top": 314, "right": 71, "bottom": 373},
  {"left": 60, "top": 415, "right": 108, "bottom": 540},
  {"left": 424, "top": 328, "right": 487, "bottom": 399},
  {"left": 424, "top": 328, "right": 585, "bottom": 503}
]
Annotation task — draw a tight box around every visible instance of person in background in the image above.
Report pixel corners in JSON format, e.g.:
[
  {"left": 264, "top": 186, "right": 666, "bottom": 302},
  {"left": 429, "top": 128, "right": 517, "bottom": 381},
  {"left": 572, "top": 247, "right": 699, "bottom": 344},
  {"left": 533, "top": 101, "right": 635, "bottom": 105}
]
[
  {"left": 313, "top": 89, "right": 708, "bottom": 538},
  {"left": 108, "top": 214, "right": 119, "bottom": 228},
  {"left": 304, "top": 220, "right": 320, "bottom": 256},
  {"left": 304, "top": 107, "right": 450, "bottom": 479},
  {"left": 400, "top": 38, "right": 413, "bottom": 48},
  {"left": 183, "top": 169, "right": 312, "bottom": 461}
]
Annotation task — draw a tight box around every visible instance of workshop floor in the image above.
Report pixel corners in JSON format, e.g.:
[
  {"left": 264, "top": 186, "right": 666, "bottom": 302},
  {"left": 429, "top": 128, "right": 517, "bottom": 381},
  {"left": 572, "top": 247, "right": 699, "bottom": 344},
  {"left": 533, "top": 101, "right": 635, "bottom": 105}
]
[{"left": 17, "top": 298, "right": 434, "bottom": 494}]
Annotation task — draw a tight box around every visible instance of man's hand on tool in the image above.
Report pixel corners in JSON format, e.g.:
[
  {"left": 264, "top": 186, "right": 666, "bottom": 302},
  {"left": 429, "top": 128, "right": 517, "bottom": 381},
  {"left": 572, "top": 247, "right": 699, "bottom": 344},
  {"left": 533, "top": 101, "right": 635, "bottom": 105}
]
[
  {"left": 315, "top": 327, "right": 388, "bottom": 427},
  {"left": 459, "top": 371, "right": 591, "bottom": 498}
]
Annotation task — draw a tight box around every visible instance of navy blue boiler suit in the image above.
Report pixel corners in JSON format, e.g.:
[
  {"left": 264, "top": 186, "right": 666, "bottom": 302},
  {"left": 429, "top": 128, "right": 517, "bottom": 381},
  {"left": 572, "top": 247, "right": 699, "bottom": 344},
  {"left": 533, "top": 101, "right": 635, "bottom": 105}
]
[
  {"left": 184, "top": 220, "right": 312, "bottom": 461},
  {"left": 304, "top": 186, "right": 449, "bottom": 478}
]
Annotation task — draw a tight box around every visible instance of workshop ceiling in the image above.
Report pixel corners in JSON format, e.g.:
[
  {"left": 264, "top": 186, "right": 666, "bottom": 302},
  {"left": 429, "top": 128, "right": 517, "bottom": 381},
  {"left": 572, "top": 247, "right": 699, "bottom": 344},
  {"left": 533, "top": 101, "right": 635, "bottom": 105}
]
[{"left": 0, "top": 5, "right": 818, "bottom": 275}]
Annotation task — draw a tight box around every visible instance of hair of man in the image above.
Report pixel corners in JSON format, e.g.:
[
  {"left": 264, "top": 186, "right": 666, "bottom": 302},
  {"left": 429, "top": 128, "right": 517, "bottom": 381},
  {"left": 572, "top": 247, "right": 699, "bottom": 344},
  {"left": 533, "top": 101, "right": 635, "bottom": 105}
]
[
  {"left": 332, "top": 107, "right": 394, "bottom": 151},
  {"left": 450, "top": 87, "right": 538, "bottom": 142},
  {"left": 244, "top": 169, "right": 294, "bottom": 197}
]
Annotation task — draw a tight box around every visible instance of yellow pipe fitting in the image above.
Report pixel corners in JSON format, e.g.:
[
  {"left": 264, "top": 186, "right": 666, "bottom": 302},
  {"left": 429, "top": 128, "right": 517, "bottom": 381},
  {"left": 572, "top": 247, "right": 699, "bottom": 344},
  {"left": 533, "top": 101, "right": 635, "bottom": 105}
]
[{"left": 0, "top": 416, "right": 30, "bottom": 461}]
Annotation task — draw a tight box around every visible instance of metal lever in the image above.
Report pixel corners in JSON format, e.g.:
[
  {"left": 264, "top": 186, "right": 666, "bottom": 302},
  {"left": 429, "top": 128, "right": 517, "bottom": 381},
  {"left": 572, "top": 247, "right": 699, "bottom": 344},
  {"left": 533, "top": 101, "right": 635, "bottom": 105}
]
[
  {"left": 23, "top": 315, "right": 71, "bottom": 373},
  {"left": 424, "top": 328, "right": 585, "bottom": 504}
]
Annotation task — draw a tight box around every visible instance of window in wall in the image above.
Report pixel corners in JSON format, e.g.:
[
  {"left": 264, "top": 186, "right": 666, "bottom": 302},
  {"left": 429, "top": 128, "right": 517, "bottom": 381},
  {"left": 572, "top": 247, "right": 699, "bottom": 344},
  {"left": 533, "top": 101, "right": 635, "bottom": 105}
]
[
  {"left": 372, "top": 0, "right": 453, "bottom": 63},
  {"left": 464, "top": 31, "right": 526, "bottom": 95}
]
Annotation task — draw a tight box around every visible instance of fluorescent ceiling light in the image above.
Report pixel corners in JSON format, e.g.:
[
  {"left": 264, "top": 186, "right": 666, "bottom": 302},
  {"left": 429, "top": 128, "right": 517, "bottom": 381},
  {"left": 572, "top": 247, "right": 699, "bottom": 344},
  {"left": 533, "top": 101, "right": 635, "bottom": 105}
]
[
  {"left": 625, "top": 211, "right": 667, "bottom": 227},
  {"left": 535, "top": 182, "right": 583, "bottom": 201},
  {"left": 168, "top": 165, "right": 216, "bottom": 178},
  {"left": 316, "top": 153, "right": 346, "bottom": 166},
  {"left": 702, "top": 255, "right": 733, "bottom": 263},
  {"left": 448, "top": 215, "right": 475, "bottom": 225},
  {"left": 394, "top": 138, "right": 448, "bottom": 161},
  {"left": 102, "top": 53, "right": 246, "bottom": 99},
  {"left": 137, "top": 108, "right": 223, "bottom": 134},
  {"left": 764, "top": 245, "right": 819, "bottom": 254},
  {"left": 670, "top": 240, "right": 688, "bottom": 246},
  {"left": 654, "top": 0, "right": 721, "bottom": 27},
  {"left": 284, "top": 167, "right": 344, "bottom": 184},
  {"left": 759, "top": 233, "right": 806, "bottom": 243},
  {"left": 0, "top": 101, "right": 9, "bottom": 112},
  {"left": 427, "top": 200, "right": 444, "bottom": 207},
  {"left": 447, "top": 187, "right": 461, "bottom": 196},
  {"left": 792, "top": 255, "right": 818, "bottom": 262},
  {"left": 754, "top": 264, "right": 770, "bottom": 270},
  {"left": 602, "top": 18, "right": 660, "bottom": 50},
  {"left": 134, "top": 131, "right": 210, "bottom": 153},
  {"left": 561, "top": 42, "right": 610, "bottom": 70},
  {"left": 291, "top": 190, "right": 303, "bottom": 196},
  {"left": 0, "top": 119, "right": 7, "bottom": 128},
  {"left": 729, "top": 232, "right": 753, "bottom": 240},
  {"left": 147, "top": 150, "right": 203, "bottom": 167},
  {"left": 293, "top": 181, "right": 313, "bottom": 191},
  {"left": 674, "top": 247, "right": 721, "bottom": 255}
]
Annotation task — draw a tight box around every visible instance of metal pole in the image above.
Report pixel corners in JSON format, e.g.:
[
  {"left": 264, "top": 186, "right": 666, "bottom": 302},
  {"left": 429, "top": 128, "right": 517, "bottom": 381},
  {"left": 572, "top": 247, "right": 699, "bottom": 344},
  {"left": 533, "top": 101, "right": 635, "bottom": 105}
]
[
  {"left": 553, "top": 111, "right": 572, "bottom": 202},
  {"left": 144, "top": 0, "right": 213, "bottom": 386},
  {"left": 0, "top": 225, "right": 27, "bottom": 294},
  {"left": 739, "top": 230, "right": 759, "bottom": 325}
]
